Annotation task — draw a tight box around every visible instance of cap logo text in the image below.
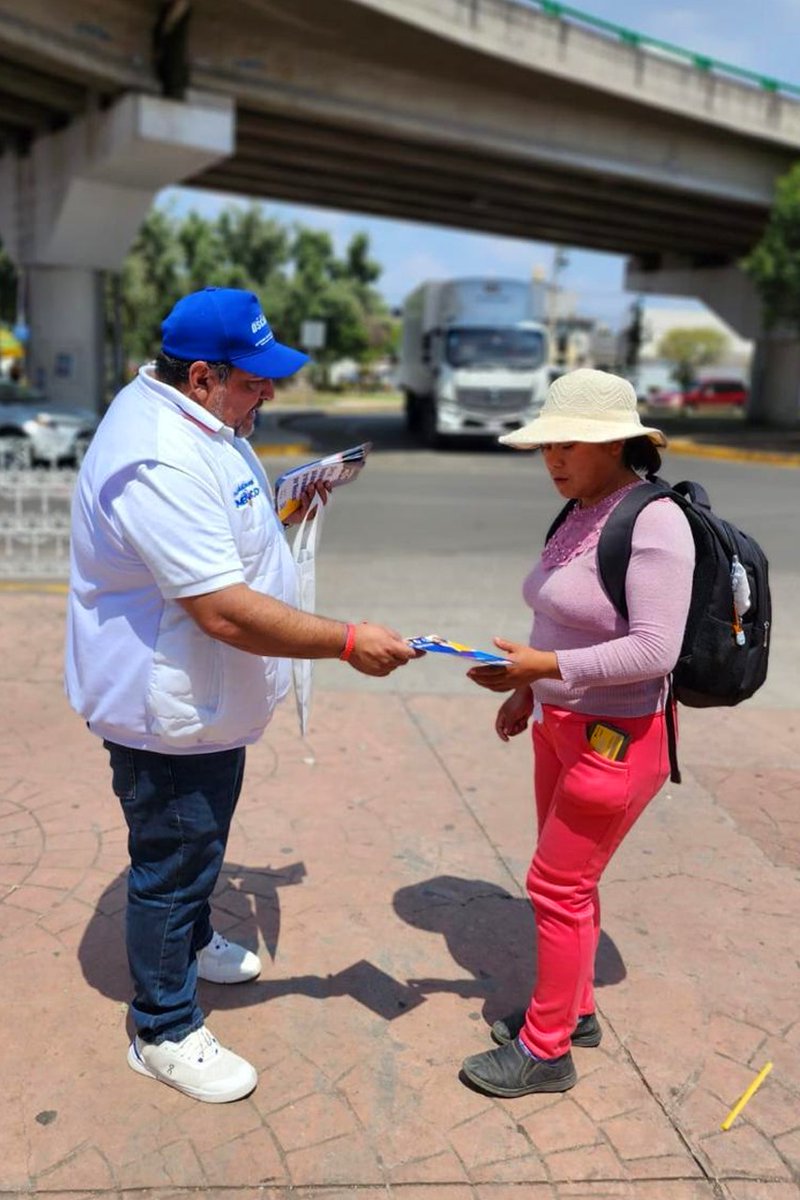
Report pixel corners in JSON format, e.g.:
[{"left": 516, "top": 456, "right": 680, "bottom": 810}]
[{"left": 251, "top": 314, "right": 268, "bottom": 334}]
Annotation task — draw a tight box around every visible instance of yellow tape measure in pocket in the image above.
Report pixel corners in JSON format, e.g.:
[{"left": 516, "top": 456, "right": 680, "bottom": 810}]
[{"left": 587, "top": 721, "right": 631, "bottom": 762}]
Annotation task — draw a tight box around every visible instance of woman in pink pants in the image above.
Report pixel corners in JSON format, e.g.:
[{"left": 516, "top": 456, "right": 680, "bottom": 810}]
[{"left": 462, "top": 369, "right": 695, "bottom": 1098}]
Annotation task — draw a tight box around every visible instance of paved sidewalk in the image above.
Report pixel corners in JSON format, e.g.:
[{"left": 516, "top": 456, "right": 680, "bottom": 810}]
[{"left": 1, "top": 591, "right": 798, "bottom": 1199}]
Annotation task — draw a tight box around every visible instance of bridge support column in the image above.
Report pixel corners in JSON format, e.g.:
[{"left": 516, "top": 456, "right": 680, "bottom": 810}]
[
  {"left": 0, "top": 90, "right": 234, "bottom": 410},
  {"left": 25, "top": 268, "right": 105, "bottom": 408},
  {"left": 749, "top": 334, "right": 800, "bottom": 425},
  {"left": 626, "top": 257, "right": 800, "bottom": 428}
]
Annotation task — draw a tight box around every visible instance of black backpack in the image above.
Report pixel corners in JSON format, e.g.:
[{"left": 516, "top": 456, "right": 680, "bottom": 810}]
[{"left": 546, "top": 479, "right": 771, "bottom": 783}]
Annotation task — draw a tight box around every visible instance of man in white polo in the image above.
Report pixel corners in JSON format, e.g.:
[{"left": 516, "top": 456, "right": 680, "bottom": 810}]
[{"left": 66, "top": 287, "right": 415, "bottom": 1104}]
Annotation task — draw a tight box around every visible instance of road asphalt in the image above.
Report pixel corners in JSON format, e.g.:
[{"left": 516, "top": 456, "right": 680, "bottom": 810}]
[
  {"left": 254, "top": 401, "right": 800, "bottom": 469},
  {"left": 0, "top": 402, "right": 797, "bottom": 1199}
]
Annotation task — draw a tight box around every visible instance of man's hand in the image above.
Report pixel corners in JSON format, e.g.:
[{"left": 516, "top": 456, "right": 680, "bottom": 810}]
[
  {"left": 467, "top": 638, "right": 561, "bottom": 693},
  {"left": 282, "top": 481, "right": 331, "bottom": 527},
  {"left": 348, "top": 622, "right": 420, "bottom": 677},
  {"left": 495, "top": 686, "right": 534, "bottom": 742}
]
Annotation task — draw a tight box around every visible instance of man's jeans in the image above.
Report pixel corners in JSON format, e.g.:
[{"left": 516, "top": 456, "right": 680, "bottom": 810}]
[{"left": 104, "top": 741, "right": 246, "bottom": 1044}]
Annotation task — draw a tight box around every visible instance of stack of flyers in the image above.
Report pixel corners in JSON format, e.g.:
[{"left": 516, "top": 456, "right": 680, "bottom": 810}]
[
  {"left": 274, "top": 442, "right": 372, "bottom": 523},
  {"left": 407, "top": 635, "right": 510, "bottom": 665}
]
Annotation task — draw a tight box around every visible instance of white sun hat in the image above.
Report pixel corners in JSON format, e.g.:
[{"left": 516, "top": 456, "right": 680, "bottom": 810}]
[{"left": 499, "top": 368, "right": 667, "bottom": 449}]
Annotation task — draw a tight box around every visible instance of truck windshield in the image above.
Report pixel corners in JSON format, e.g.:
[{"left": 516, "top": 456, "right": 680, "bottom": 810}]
[{"left": 445, "top": 328, "right": 545, "bottom": 370}]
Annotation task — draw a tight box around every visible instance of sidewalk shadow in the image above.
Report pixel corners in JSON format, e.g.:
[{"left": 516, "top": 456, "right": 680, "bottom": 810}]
[
  {"left": 392, "top": 874, "right": 626, "bottom": 1025},
  {"left": 77, "top": 860, "right": 310, "bottom": 1008},
  {"left": 77, "top": 861, "right": 427, "bottom": 1026}
]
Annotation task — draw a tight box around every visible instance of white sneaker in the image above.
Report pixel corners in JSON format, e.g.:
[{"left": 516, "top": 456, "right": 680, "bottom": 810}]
[
  {"left": 127, "top": 1026, "right": 257, "bottom": 1103},
  {"left": 196, "top": 931, "right": 261, "bottom": 984}
]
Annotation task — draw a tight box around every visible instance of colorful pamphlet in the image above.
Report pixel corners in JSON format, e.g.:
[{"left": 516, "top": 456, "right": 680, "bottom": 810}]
[
  {"left": 407, "top": 635, "right": 510, "bottom": 665},
  {"left": 274, "top": 442, "right": 372, "bottom": 522}
]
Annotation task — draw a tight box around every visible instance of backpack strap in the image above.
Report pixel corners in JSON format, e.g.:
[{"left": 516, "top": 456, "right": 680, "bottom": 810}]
[
  {"left": 672, "top": 480, "right": 711, "bottom": 511},
  {"left": 597, "top": 478, "right": 682, "bottom": 786},
  {"left": 664, "top": 680, "right": 681, "bottom": 785},
  {"left": 545, "top": 499, "right": 577, "bottom": 544},
  {"left": 596, "top": 480, "right": 671, "bottom": 621}
]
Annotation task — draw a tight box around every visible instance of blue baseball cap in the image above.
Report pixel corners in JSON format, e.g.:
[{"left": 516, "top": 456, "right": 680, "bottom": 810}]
[{"left": 161, "top": 287, "right": 309, "bottom": 379}]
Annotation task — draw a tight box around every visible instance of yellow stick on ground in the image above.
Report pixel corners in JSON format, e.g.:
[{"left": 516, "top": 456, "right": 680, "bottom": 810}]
[{"left": 721, "top": 1061, "right": 773, "bottom": 1131}]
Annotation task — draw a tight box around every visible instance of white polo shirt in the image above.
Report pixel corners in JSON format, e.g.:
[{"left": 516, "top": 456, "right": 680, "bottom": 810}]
[{"left": 65, "top": 366, "right": 298, "bottom": 753}]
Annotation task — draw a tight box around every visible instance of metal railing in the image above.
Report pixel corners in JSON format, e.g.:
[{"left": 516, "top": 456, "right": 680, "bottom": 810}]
[
  {"left": 0, "top": 455, "right": 75, "bottom": 579},
  {"left": 519, "top": 0, "right": 800, "bottom": 98}
]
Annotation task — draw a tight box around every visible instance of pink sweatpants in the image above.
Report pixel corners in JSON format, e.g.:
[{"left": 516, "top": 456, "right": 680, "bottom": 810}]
[{"left": 521, "top": 704, "right": 671, "bottom": 1060}]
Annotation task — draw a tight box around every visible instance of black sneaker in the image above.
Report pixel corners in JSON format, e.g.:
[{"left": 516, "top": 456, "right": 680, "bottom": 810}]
[
  {"left": 491, "top": 1009, "right": 602, "bottom": 1048},
  {"left": 461, "top": 1038, "right": 577, "bottom": 1098}
]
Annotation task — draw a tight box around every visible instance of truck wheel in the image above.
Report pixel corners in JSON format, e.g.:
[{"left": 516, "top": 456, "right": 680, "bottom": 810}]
[
  {"left": 404, "top": 391, "right": 421, "bottom": 435},
  {"left": 419, "top": 400, "right": 441, "bottom": 449}
]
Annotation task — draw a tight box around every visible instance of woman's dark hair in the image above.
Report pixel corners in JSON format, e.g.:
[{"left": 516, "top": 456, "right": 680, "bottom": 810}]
[
  {"left": 154, "top": 352, "right": 231, "bottom": 388},
  {"left": 623, "top": 435, "right": 661, "bottom": 479}
]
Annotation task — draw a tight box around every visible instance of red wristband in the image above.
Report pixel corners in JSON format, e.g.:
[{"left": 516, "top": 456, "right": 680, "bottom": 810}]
[{"left": 339, "top": 622, "right": 356, "bottom": 662}]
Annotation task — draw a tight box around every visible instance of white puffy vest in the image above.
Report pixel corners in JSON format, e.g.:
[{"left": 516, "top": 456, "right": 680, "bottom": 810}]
[{"left": 65, "top": 370, "right": 298, "bottom": 754}]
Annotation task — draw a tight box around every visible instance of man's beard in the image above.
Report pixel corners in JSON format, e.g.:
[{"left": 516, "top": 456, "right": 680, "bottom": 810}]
[{"left": 208, "top": 391, "right": 256, "bottom": 437}]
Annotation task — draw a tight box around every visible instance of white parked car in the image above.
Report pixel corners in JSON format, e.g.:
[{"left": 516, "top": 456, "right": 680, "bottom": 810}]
[{"left": 0, "top": 382, "right": 99, "bottom": 467}]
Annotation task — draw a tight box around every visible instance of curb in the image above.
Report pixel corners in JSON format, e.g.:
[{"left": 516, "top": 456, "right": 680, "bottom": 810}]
[
  {"left": 253, "top": 441, "right": 312, "bottom": 458},
  {"left": 0, "top": 580, "right": 68, "bottom": 593},
  {"left": 667, "top": 439, "right": 800, "bottom": 468}
]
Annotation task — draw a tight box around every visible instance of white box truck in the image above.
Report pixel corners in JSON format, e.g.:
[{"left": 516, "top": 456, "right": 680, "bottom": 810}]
[{"left": 398, "top": 277, "right": 550, "bottom": 445}]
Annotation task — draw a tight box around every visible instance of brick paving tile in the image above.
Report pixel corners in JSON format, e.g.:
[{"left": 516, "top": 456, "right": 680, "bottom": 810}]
[
  {"left": 387, "top": 1149, "right": 472, "bottom": 1184},
  {"left": 705, "top": 1013, "right": 776, "bottom": 1063},
  {"left": 473, "top": 1187, "right": 556, "bottom": 1200},
  {"left": 700, "top": 1123, "right": 793, "bottom": 1180},
  {"left": 31, "top": 1145, "right": 117, "bottom": 1192},
  {"left": 773, "top": 1128, "right": 800, "bottom": 1177},
  {"left": 375, "top": 1116, "right": 466, "bottom": 1170},
  {"left": 24, "top": 1194, "right": 117, "bottom": 1200},
  {"left": 544, "top": 1141, "right": 625, "bottom": 1182},
  {"left": 282, "top": 1130, "right": 385, "bottom": 1185},
  {"left": 171, "top": 1091, "right": 264, "bottom": 1152},
  {"left": 745, "top": 1080, "right": 800, "bottom": 1142},
  {"left": 468, "top": 1152, "right": 551, "bottom": 1182},
  {"left": 446, "top": 1102, "right": 541, "bottom": 1170},
  {"left": 557, "top": 1185, "right": 715, "bottom": 1198},
  {"left": 602, "top": 1109, "right": 693, "bottom": 1160},
  {"left": 248, "top": 1058, "right": 329, "bottom": 1118},
  {"left": 198, "top": 1128, "right": 289, "bottom": 1188},
  {"left": 393, "top": 1188, "right": 476, "bottom": 1200},
  {"left": 724, "top": 1184, "right": 800, "bottom": 1200},
  {"left": 262, "top": 1088, "right": 360, "bottom": 1152},
  {"left": 621, "top": 1156, "right": 703, "bottom": 1179},
  {"left": 519, "top": 1090, "right": 605, "bottom": 1151}
]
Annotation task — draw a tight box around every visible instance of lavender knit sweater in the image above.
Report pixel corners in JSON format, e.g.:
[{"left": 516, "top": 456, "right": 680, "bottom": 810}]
[{"left": 524, "top": 482, "right": 696, "bottom": 717}]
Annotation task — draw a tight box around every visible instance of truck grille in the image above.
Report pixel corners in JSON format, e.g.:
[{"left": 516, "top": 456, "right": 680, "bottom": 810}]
[{"left": 457, "top": 388, "right": 531, "bottom": 414}]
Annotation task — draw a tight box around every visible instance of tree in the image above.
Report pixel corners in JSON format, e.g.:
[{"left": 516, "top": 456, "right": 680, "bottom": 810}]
[
  {"left": 109, "top": 204, "right": 394, "bottom": 389},
  {"left": 115, "top": 207, "right": 185, "bottom": 362},
  {"left": 658, "top": 327, "right": 728, "bottom": 389},
  {"left": 742, "top": 162, "right": 800, "bottom": 332}
]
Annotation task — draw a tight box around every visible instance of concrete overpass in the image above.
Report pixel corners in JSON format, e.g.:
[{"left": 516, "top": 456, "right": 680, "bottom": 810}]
[{"left": 2, "top": 0, "right": 800, "bottom": 420}]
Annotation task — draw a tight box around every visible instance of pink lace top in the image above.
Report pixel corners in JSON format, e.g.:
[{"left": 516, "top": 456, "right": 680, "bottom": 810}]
[
  {"left": 541, "top": 480, "right": 642, "bottom": 570},
  {"left": 524, "top": 481, "right": 696, "bottom": 717}
]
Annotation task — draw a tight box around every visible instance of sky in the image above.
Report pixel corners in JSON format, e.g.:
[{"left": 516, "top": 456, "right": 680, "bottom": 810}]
[{"left": 158, "top": 0, "right": 797, "bottom": 332}]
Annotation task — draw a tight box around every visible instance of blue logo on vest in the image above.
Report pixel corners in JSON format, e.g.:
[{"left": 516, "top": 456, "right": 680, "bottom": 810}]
[{"left": 234, "top": 478, "right": 261, "bottom": 507}]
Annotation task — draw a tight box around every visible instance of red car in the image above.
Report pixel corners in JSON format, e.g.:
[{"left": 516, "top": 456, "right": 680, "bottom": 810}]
[{"left": 682, "top": 378, "right": 748, "bottom": 409}]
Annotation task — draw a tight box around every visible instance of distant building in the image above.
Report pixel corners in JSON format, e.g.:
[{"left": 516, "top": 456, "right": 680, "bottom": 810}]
[{"left": 634, "top": 303, "right": 752, "bottom": 394}]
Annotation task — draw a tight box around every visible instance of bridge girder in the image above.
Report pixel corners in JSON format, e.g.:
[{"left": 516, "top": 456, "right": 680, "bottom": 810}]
[{"left": 0, "top": 0, "right": 798, "bottom": 261}]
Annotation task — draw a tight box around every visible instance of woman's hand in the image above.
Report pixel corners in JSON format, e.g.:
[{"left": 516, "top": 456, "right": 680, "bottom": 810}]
[
  {"left": 282, "top": 481, "right": 332, "bottom": 527},
  {"left": 495, "top": 686, "right": 534, "bottom": 742},
  {"left": 467, "top": 638, "right": 561, "bottom": 693}
]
